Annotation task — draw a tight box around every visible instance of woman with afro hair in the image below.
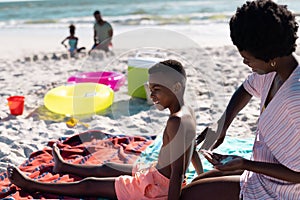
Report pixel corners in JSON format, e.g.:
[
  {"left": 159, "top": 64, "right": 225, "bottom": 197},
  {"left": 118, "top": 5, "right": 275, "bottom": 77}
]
[{"left": 181, "top": 0, "right": 300, "bottom": 199}]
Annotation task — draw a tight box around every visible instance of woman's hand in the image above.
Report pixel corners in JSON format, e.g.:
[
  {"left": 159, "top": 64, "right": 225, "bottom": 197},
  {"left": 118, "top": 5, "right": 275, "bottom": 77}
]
[
  {"left": 196, "top": 121, "right": 227, "bottom": 150},
  {"left": 200, "top": 150, "right": 245, "bottom": 171},
  {"left": 195, "top": 127, "right": 208, "bottom": 145}
]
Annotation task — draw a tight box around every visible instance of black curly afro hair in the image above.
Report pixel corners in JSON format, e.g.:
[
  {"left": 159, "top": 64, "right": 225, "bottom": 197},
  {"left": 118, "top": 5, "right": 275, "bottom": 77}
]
[{"left": 230, "top": 0, "right": 298, "bottom": 62}]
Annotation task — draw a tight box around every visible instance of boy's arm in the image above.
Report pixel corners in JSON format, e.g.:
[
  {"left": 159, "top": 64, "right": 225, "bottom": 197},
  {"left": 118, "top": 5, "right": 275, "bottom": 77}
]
[
  {"left": 191, "top": 149, "right": 203, "bottom": 175},
  {"left": 166, "top": 117, "right": 187, "bottom": 200}
]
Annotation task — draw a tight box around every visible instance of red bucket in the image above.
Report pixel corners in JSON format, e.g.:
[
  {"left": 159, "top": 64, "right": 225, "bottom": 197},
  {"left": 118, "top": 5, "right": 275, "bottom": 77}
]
[{"left": 7, "top": 96, "right": 25, "bottom": 115}]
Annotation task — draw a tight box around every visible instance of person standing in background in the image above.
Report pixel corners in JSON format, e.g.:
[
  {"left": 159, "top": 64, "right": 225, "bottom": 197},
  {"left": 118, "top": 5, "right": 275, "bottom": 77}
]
[{"left": 89, "top": 10, "right": 113, "bottom": 54}]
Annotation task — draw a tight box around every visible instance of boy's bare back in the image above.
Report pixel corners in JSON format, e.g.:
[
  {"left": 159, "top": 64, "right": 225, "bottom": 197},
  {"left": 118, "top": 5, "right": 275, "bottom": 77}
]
[{"left": 156, "top": 105, "right": 196, "bottom": 182}]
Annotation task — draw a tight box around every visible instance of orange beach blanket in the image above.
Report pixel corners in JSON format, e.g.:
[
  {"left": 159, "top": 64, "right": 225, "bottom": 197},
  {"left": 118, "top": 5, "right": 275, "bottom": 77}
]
[{"left": 0, "top": 130, "right": 155, "bottom": 199}]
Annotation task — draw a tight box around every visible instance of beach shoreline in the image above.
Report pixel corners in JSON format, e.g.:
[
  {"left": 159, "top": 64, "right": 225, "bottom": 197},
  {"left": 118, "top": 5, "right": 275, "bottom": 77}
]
[{"left": 0, "top": 23, "right": 231, "bottom": 60}]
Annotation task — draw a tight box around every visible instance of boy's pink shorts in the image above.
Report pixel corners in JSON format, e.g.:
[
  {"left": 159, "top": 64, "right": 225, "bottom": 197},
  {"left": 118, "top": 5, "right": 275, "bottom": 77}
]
[{"left": 115, "top": 166, "right": 170, "bottom": 200}]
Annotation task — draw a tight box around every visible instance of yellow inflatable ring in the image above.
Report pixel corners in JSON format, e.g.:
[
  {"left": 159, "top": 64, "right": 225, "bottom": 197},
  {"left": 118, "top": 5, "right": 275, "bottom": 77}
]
[{"left": 44, "top": 83, "right": 114, "bottom": 115}]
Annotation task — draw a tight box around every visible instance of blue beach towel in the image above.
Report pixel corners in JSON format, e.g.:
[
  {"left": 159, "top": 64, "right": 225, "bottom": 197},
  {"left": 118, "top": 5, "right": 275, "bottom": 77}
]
[{"left": 137, "top": 133, "right": 254, "bottom": 184}]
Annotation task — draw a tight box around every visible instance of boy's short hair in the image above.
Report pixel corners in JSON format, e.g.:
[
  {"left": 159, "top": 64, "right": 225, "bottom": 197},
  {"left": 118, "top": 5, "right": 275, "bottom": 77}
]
[
  {"left": 149, "top": 60, "right": 186, "bottom": 78},
  {"left": 148, "top": 59, "right": 186, "bottom": 90}
]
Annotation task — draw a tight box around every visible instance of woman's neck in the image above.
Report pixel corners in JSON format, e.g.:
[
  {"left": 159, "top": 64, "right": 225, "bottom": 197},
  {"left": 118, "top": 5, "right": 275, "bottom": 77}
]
[{"left": 275, "top": 54, "right": 298, "bottom": 82}]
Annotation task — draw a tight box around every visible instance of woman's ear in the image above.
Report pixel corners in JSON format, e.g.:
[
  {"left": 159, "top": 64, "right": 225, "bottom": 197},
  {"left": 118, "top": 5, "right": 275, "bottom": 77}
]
[{"left": 172, "top": 82, "right": 182, "bottom": 93}]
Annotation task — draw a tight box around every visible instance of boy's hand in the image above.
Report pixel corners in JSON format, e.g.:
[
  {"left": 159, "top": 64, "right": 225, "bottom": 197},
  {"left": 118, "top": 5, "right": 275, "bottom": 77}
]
[{"left": 200, "top": 149, "right": 244, "bottom": 171}]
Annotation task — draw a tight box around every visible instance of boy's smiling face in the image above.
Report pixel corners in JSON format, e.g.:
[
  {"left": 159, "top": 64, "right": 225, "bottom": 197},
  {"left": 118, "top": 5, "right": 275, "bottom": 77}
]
[
  {"left": 148, "top": 61, "right": 186, "bottom": 112},
  {"left": 148, "top": 81, "right": 175, "bottom": 111}
]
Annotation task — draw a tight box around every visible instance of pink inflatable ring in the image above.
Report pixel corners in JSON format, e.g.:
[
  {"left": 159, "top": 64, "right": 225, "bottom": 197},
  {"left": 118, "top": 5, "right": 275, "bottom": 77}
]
[{"left": 67, "top": 71, "right": 125, "bottom": 91}]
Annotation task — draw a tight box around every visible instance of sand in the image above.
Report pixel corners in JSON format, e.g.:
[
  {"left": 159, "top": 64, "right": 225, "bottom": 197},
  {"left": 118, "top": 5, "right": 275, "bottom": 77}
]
[{"left": 0, "top": 25, "right": 299, "bottom": 173}]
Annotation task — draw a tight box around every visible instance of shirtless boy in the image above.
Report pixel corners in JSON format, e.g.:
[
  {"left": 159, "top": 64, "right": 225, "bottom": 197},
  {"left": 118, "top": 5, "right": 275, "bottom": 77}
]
[{"left": 7, "top": 59, "right": 202, "bottom": 200}]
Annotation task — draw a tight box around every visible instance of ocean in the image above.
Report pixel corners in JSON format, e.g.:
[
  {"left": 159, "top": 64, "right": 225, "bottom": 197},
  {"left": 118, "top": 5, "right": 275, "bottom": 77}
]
[
  {"left": 0, "top": 0, "right": 300, "bottom": 58},
  {"left": 0, "top": 0, "right": 299, "bottom": 28}
]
